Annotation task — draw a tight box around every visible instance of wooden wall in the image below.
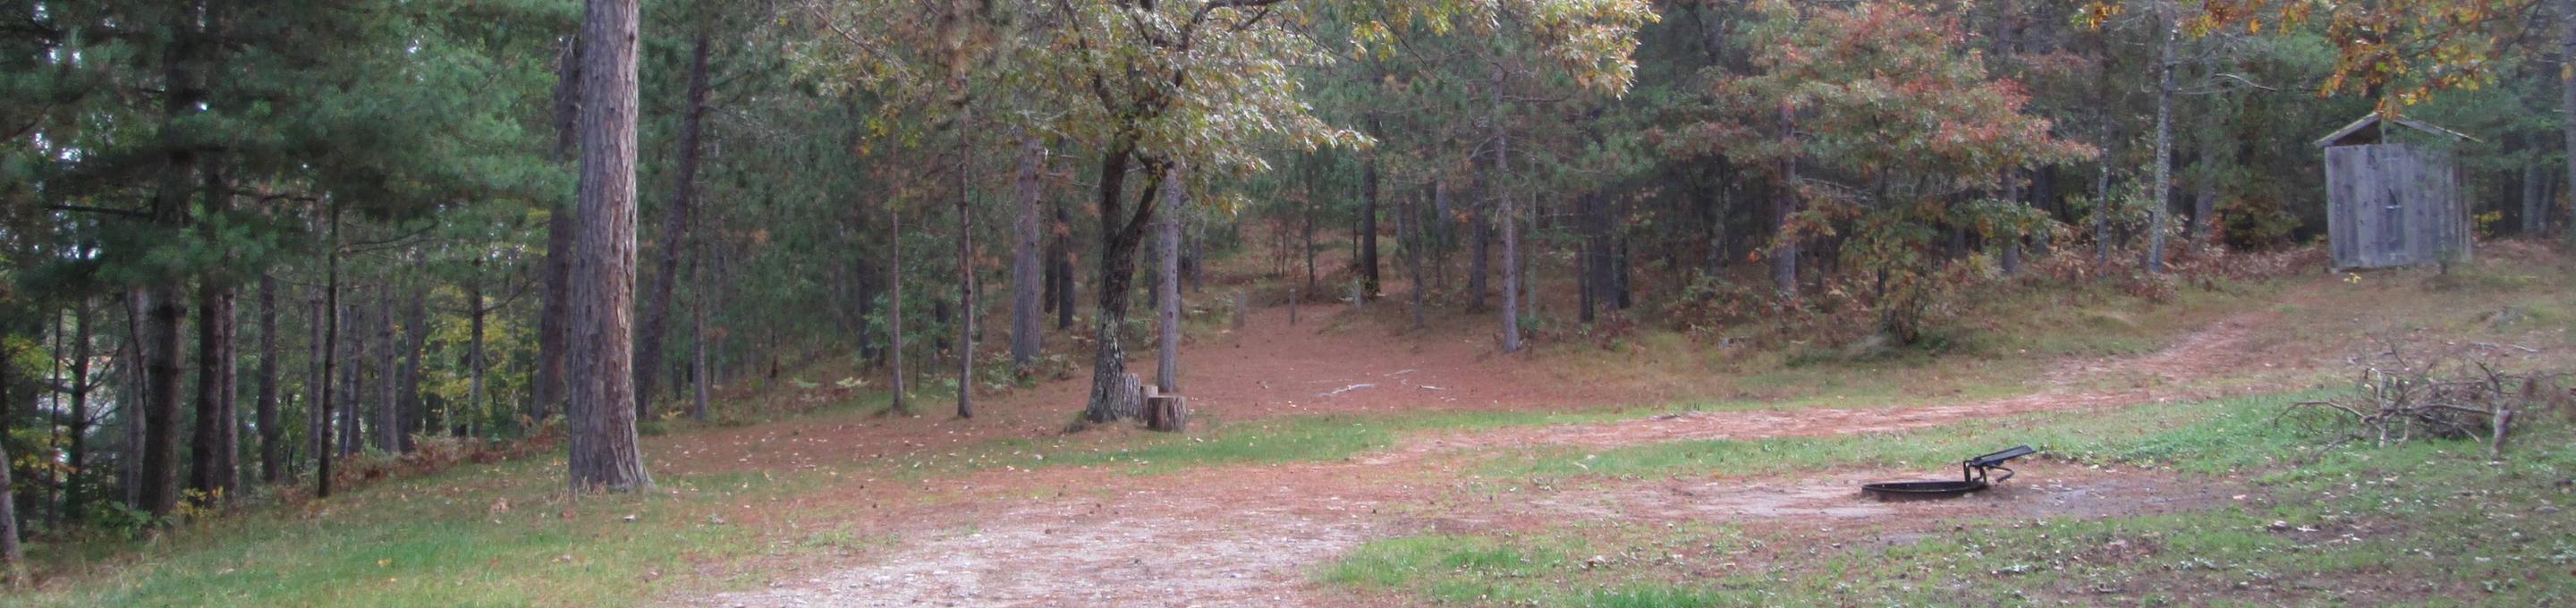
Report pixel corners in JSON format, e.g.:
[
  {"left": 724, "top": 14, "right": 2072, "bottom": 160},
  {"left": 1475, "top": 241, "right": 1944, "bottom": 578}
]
[{"left": 2324, "top": 144, "right": 2471, "bottom": 269}]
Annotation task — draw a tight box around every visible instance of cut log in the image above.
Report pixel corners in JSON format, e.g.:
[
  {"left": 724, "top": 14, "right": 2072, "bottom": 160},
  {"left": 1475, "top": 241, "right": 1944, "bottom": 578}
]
[
  {"left": 1109, "top": 373, "right": 1146, "bottom": 420},
  {"left": 1146, "top": 395, "right": 1189, "bottom": 432}
]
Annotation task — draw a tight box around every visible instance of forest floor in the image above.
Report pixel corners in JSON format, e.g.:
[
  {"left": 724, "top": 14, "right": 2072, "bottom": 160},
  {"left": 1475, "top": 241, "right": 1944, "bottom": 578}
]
[{"left": 15, "top": 243, "right": 2576, "bottom": 607}]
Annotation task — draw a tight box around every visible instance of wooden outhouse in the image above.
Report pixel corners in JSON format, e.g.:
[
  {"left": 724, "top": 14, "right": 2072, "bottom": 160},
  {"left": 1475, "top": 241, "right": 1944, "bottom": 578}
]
[{"left": 2316, "top": 114, "right": 2475, "bottom": 269}]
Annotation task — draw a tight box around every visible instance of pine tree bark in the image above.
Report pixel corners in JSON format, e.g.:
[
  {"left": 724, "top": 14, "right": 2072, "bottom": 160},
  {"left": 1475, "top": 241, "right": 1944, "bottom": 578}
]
[
  {"left": 1052, "top": 196, "right": 1076, "bottom": 331},
  {"left": 191, "top": 180, "right": 241, "bottom": 502},
  {"left": 1360, "top": 122, "right": 1382, "bottom": 299},
  {"left": 375, "top": 284, "right": 399, "bottom": 452},
  {"left": 2527, "top": 158, "right": 2546, "bottom": 237},
  {"left": 1494, "top": 67, "right": 1522, "bottom": 353},
  {"left": 1157, "top": 166, "right": 1184, "bottom": 394},
  {"left": 0, "top": 431, "right": 20, "bottom": 578},
  {"left": 888, "top": 204, "right": 909, "bottom": 416},
  {"left": 466, "top": 265, "right": 487, "bottom": 434},
  {"left": 691, "top": 240, "right": 711, "bottom": 421},
  {"left": 1408, "top": 182, "right": 1433, "bottom": 329},
  {"left": 1771, "top": 102, "right": 1801, "bottom": 296},
  {"left": 953, "top": 143, "right": 976, "bottom": 420},
  {"left": 2563, "top": 0, "right": 2576, "bottom": 241},
  {"left": 395, "top": 283, "right": 430, "bottom": 451},
  {"left": 537, "top": 35, "right": 582, "bottom": 426},
  {"left": 634, "top": 23, "right": 712, "bottom": 422},
  {"left": 255, "top": 274, "right": 280, "bottom": 484},
  {"left": 64, "top": 302, "right": 94, "bottom": 512},
  {"left": 2145, "top": 7, "right": 2176, "bottom": 273},
  {"left": 316, "top": 204, "right": 341, "bottom": 497},
  {"left": 1010, "top": 135, "right": 1046, "bottom": 371},
  {"left": 566, "top": 0, "right": 652, "bottom": 492},
  {"left": 140, "top": 0, "right": 206, "bottom": 519}
]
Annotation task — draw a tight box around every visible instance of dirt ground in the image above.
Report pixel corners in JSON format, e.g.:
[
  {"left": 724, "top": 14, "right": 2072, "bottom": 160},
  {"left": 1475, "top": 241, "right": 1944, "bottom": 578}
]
[{"left": 678, "top": 291, "right": 2289, "bottom": 607}]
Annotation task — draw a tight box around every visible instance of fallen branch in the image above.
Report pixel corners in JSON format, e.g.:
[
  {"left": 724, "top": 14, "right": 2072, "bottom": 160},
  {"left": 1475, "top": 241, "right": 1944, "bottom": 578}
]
[{"left": 1318, "top": 384, "right": 1375, "bottom": 398}]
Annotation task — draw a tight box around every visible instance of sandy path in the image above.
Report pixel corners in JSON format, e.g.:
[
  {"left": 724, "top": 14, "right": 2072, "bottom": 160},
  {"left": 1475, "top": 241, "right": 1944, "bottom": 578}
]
[{"left": 691, "top": 311, "right": 2271, "bottom": 608}]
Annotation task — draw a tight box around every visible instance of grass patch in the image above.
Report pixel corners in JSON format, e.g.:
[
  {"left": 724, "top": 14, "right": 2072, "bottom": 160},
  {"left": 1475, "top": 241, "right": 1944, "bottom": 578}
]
[
  {"left": 1330, "top": 391, "right": 2576, "bottom": 606},
  {"left": 10, "top": 457, "right": 849, "bottom": 607},
  {"left": 1008, "top": 409, "right": 1649, "bottom": 475}
]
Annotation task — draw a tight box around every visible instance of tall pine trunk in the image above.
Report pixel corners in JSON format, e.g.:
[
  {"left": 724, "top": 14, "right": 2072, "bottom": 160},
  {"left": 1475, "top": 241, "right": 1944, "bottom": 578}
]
[
  {"left": 255, "top": 275, "right": 280, "bottom": 484},
  {"left": 1771, "top": 102, "right": 1800, "bottom": 296},
  {"left": 395, "top": 283, "right": 430, "bottom": 452},
  {"left": 375, "top": 284, "right": 398, "bottom": 452},
  {"left": 887, "top": 204, "right": 909, "bottom": 416},
  {"left": 536, "top": 35, "right": 582, "bottom": 426},
  {"left": 1407, "top": 182, "right": 1432, "bottom": 329},
  {"left": 63, "top": 303, "right": 94, "bottom": 513},
  {"left": 1360, "top": 122, "right": 1382, "bottom": 299},
  {"left": 316, "top": 204, "right": 341, "bottom": 497},
  {"left": 1493, "top": 66, "right": 1522, "bottom": 353},
  {"left": 953, "top": 163, "right": 975, "bottom": 419},
  {"left": 2145, "top": 7, "right": 2176, "bottom": 274},
  {"left": 2563, "top": 0, "right": 2576, "bottom": 241},
  {"left": 634, "top": 23, "right": 712, "bottom": 422},
  {"left": 465, "top": 266, "right": 487, "bottom": 435},
  {"left": 1052, "top": 197, "right": 1076, "bottom": 331},
  {"left": 1010, "top": 135, "right": 1046, "bottom": 371},
  {"left": 1157, "top": 167, "right": 1184, "bottom": 394},
  {"left": 566, "top": 0, "right": 651, "bottom": 492},
  {"left": 191, "top": 175, "right": 241, "bottom": 502},
  {"left": 140, "top": 0, "right": 206, "bottom": 519}
]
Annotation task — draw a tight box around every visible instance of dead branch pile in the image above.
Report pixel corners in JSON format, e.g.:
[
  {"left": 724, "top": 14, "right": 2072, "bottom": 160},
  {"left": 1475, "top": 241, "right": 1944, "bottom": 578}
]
[{"left": 2288, "top": 344, "right": 2570, "bottom": 457}]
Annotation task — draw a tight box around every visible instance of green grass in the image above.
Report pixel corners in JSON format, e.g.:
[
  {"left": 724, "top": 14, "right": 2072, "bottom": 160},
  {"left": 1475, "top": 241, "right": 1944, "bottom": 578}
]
[
  {"left": 1480, "top": 392, "right": 2327, "bottom": 481},
  {"left": 1324, "top": 392, "right": 2576, "bottom": 606},
  {"left": 9, "top": 458, "right": 848, "bottom": 607},
  {"left": 997, "top": 409, "right": 1653, "bottom": 476}
]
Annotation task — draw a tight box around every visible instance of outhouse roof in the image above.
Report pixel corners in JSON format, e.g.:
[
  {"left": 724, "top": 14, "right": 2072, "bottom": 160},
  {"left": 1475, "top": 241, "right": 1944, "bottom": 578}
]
[{"left": 2315, "top": 114, "right": 2479, "bottom": 148}]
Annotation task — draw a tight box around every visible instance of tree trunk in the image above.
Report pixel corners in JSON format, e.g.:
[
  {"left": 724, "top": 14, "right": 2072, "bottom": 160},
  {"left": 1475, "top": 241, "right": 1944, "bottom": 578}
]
[
  {"left": 317, "top": 205, "right": 341, "bottom": 497},
  {"left": 255, "top": 274, "right": 280, "bottom": 484},
  {"left": 691, "top": 239, "right": 711, "bottom": 421},
  {"left": 395, "top": 283, "right": 430, "bottom": 452},
  {"left": 2095, "top": 106, "right": 2114, "bottom": 267},
  {"left": 466, "top": 266, "right": 487, "bottom": 435},
  {"left": 537, "top": 28, "right": 582, "bottom": 427},
  {"left": 63, "top": 302, "right": 93, "bottom": 514},
  {"left": 1157, "top": 166, "right": 1184, "bottom": 394},
  {"left": 1080, "top": 141, "right": 1158, "bottom": 423},
  {"left": 1470, "top": 207, "right": 1489, "bottom": 310},
  {"left": 1052, "top": 196, "right": 1076, "bottom": 331},
  {"left": 1494, "top": 68, "right": 1522, "bottom": 353},
  {"left": 191, "top": 180, "right": 241, "bottom": 502},
  {"left": 139, "top": 0, "right": 204, "bottom": 518},
  {"left": 375, "top": 284, "right": 399, "bottom": 452},
  {"left": 1772, "top": 102, "right": 1801, "bottom": 296},
  {"left": 953, "top": 140, "right": 976, "bottom": 420},
  {"left": 1302, "top": 185, "right": 1318, "bottom": 298},
  {"left": 1360, "top": 125, "right": 1382, "bottom": 299},
  {"left": 1010, "top": 135, "right": 1046, "bottom": 370},
  {"left": 566, "top": 0, "right": 652, "bottom": 492},
  {"left": 2145, "top": 9, "right": 2175, "bottom": 274},
  {"left": 634, "top": 24, "right": 713, "bottom": 422},
  {"left": 2524, "top": 136, "right": 2546, "bottom": 236},
  {"left": 339, "top": 292, "right": 361, "bottom": 458},
  {"left": 888, "top": 203, "right": 909, "bottom": 416},
  {"left": 1408, "top": 182, "right": 1433, "bottom": 330},
  {"left": 0, "top": 433, "right": 20, "bottom": 578},
  {"left": 2563, "top": 0, "right": 2576, "bottom": 241},
  {"left": 2, "top": 326, "right": 28, "bottom": 575}
]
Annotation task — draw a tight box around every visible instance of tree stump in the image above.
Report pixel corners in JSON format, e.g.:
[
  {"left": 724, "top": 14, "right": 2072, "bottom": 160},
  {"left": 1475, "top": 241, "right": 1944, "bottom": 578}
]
[
  {"left": 1109, "top": 373, "right": 1146, "bottom": 420},
  {"left": 1146, "top": 395, "right": 1189, "bottom": 432}
]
